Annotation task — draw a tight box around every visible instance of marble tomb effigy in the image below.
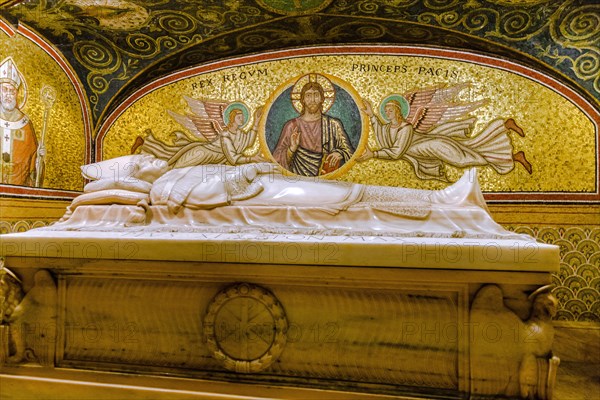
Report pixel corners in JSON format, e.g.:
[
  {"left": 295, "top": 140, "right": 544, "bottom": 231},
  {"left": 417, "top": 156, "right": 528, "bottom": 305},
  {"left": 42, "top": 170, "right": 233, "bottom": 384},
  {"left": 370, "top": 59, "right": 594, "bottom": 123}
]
[{"left": 0, "top": 155, "right": 560, "bottom": 399}]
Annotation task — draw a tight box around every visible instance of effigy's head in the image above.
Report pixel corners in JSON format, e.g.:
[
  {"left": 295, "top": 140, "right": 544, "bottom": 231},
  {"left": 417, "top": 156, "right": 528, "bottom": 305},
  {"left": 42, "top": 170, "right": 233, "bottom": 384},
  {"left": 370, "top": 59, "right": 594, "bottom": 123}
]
[
  {"left": 81, "top": 154, "right": 168, "bottom": 183},
  {"left": 136, "top": 155, "right": 169, "bottom": 182}
]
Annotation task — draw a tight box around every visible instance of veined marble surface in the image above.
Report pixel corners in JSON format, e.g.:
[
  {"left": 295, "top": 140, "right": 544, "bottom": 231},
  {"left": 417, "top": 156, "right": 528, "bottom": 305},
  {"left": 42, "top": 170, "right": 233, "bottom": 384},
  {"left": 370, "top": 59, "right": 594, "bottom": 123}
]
[{"left": 1, "top": 228, "right": 558, "bottom": 272}]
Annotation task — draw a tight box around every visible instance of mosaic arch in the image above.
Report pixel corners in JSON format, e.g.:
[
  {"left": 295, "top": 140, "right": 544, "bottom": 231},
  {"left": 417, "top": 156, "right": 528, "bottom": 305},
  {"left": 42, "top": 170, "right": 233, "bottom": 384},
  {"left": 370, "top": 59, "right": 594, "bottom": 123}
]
[
  {"left": 100, "top": 46, "right": 598, "bottom": 203},
  {"left": 1, "top": 1, "right": 596, "bottom": 127}
]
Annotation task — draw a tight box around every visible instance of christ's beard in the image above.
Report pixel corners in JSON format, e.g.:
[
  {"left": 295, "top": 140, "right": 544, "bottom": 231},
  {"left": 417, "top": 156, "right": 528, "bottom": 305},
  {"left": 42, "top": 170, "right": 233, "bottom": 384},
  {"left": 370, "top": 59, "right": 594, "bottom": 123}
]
[{"left": 305, "top": 103, "right": 321, "bottom": 114}]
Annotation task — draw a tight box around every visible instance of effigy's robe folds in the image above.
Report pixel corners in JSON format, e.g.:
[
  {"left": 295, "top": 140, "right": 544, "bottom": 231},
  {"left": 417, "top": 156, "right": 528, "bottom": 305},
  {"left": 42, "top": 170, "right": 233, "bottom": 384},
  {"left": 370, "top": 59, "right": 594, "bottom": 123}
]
[{"left": 0, "top": 159, "right": 560, "bottom": 400}]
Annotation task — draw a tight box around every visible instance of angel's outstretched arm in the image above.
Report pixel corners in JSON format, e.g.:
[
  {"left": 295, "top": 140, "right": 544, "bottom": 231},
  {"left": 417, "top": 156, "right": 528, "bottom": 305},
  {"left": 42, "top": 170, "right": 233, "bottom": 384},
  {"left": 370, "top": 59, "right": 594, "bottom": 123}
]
[{"left": 246, "top": 106, "right": 263, "bottom": 148}]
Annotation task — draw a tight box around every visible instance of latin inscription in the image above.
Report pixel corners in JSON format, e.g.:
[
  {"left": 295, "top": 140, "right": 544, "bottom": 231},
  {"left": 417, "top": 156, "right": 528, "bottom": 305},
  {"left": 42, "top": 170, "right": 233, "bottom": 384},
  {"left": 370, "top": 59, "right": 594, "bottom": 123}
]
[
  {"left": 222, "top": 68, "right": 268, "bottom": 82},
  {"left": 190, "top": 64, "right": 459, "bottom": 91},
  {"left": 191, "top": 68, "right": 269, "bottom": 90},
  {"left": 417, "top": 66, "right": 460, "bottom": 78},
  {"left": 352, "top": 63, "right": 408, "bottom": 73},
  {"left": 191, "top": 79, "right": 213, "bottom": 90},
  {"left": 351, "top": 63, "right": 460, "bottom": 78}
]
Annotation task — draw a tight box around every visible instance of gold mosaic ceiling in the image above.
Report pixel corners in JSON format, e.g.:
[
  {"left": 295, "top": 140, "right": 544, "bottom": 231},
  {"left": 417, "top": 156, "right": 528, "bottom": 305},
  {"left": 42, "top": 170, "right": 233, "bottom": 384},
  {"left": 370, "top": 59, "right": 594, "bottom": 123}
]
[{"left": 1, "top": 0, "right": 598, "bottom": 132}]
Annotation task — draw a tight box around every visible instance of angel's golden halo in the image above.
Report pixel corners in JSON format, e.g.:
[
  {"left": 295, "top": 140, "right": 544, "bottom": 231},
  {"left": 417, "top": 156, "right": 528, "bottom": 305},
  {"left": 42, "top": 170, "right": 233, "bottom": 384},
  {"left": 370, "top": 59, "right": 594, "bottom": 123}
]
[
  {"left": 380, "top": 94, "right": 410, "bottom": 121},
  {"left": 290, "top": 73, "right": 335, "bottom": 114}
]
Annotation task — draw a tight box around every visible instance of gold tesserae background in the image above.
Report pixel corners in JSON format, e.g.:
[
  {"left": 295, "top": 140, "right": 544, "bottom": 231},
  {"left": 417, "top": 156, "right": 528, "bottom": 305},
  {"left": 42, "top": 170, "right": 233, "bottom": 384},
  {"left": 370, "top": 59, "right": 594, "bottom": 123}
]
[
  {"left": 0, "top": 31, "right": 85, "bottom": 191},
  {"left": 103, "top": 54, "right": 596, "bottom": 193}
]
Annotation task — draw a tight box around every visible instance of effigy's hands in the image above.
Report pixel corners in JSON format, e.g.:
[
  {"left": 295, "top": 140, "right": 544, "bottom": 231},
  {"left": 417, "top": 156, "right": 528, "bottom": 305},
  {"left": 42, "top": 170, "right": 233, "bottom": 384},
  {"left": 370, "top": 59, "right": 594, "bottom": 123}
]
[
  {"left": 252, "top": 162, "right": 282, "bottom": 175},
  {"left": 249, "top": 162, "right": 283, "bottom": 180},
  {"left": 238, "top": 163, "right": 281, "bottom": 181}
]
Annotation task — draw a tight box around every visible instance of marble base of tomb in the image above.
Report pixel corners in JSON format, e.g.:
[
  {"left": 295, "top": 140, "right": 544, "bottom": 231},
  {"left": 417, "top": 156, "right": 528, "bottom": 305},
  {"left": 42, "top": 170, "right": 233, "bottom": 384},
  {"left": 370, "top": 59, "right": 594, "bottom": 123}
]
[{"left": 0, "top": 231, "right": 560, "bottom": 399}]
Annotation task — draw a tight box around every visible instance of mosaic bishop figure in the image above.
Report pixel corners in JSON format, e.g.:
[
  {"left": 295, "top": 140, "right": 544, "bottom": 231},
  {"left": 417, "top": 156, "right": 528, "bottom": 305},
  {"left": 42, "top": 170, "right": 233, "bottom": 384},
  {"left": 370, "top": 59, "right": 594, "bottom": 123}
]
[{"left": 0, "top": 58, "right": 38, "bottom": 186}]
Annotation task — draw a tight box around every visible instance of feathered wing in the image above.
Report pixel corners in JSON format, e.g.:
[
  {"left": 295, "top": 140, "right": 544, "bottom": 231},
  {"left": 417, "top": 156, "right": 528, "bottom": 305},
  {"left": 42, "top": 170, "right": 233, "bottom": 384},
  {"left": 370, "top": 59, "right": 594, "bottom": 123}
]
[
  {"left": 405, "top": 84, "right": 488, "bottom": 134},
  {"left": 184, "top": 96, "right": 229, "bottom": 125},
  {"left": 167, "top": 96, "right": 230, "bottom": 142}
]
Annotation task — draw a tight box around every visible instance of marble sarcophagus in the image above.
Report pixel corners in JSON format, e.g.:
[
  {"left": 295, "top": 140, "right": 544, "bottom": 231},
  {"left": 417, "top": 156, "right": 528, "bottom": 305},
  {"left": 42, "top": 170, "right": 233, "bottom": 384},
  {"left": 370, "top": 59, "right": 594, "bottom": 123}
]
[{"left": 0, "top": 157, "right": 560, "bottom": 399}]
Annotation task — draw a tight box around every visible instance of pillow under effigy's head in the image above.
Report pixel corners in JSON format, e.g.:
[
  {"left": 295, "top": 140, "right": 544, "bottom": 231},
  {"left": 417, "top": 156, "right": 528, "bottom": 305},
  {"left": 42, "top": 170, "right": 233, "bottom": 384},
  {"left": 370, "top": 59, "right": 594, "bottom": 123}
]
[{"left": 81, "top": 154, "right": 168, "bottom": 183}]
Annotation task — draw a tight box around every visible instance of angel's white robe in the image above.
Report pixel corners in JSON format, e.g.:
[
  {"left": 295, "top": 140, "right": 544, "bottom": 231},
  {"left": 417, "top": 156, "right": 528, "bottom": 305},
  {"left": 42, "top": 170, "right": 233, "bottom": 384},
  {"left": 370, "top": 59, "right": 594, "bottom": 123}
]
[{"left": 369, "top": 116, "right": 514, "bottom": 180}]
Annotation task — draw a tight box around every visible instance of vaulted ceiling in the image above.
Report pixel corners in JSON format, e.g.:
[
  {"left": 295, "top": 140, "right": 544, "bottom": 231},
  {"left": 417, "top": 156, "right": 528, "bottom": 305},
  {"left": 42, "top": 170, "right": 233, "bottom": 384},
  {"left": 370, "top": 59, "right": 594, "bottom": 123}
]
[{"left": 1, "top": 0, "right": 598, "bottom": 132}]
